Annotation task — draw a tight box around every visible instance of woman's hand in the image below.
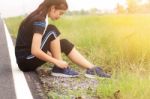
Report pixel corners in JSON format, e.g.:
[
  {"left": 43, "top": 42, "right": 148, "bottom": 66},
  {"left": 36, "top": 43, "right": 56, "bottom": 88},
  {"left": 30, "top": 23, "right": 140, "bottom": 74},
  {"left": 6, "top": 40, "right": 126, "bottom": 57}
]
[
  {"left": 54, "top": 60, "right": 68, "bottom": 68},
  {"left": 47, "top": 51, "right": 52, "bottom": 56}
]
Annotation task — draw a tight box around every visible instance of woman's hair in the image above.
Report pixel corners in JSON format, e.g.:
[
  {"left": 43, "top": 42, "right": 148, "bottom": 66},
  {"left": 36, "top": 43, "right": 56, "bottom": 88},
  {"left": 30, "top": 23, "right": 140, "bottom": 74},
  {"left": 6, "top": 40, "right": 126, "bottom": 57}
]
[{"left": 24, "top": 0, "right": 68, "bottom": 22}]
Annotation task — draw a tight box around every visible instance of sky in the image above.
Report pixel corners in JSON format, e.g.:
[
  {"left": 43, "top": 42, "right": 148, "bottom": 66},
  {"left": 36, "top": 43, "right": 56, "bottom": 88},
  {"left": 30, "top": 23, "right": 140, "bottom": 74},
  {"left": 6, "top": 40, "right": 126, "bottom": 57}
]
[
  {"left": 0, "top": 0, "right": 148, "bottom": 17},
  {"left": 67, "top": 0, "right": 127, "bottom": 11}
]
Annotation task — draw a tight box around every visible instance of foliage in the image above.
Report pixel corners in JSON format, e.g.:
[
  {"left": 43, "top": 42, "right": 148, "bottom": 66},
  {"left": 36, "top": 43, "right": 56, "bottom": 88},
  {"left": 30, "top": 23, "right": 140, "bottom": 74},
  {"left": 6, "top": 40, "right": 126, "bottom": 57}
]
[{"left": 5, "top": 14, "right": 150, "bottom": 99}]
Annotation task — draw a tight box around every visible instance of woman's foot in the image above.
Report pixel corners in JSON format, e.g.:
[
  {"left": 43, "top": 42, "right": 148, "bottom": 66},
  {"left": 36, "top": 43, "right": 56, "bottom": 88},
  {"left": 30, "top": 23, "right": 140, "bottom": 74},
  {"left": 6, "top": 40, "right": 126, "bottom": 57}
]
[
  {"left": 51, "top": 65, "right": 79, "bottom": 77},
  {"left": 85, "top": 66, "right": 111, "bottom": 78}
]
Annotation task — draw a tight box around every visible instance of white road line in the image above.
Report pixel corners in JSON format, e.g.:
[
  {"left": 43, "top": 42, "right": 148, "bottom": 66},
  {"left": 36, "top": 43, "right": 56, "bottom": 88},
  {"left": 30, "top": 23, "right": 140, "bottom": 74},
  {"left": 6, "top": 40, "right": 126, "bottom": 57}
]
[{"left": 3, "top": 21, "right": 34, "bottom": 99}]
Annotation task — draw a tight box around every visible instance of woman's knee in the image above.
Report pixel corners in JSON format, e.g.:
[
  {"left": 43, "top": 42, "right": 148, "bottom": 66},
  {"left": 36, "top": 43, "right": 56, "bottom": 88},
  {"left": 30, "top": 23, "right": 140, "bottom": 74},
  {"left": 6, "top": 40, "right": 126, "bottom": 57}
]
[
  {"left": 60, "top": 39, "right": 74, "bottom": 55},
  {"left": 46, "top": 24, "right": 61, "bottom": 36},
  {"left": 43, "top": 24, "right": 61, "bottom": 41},
  {"left": 47, "top": 24, "right": 57, "bottom": 30},
  {"left": 41, "top": 24, "right": 61, "bottom": 51}
]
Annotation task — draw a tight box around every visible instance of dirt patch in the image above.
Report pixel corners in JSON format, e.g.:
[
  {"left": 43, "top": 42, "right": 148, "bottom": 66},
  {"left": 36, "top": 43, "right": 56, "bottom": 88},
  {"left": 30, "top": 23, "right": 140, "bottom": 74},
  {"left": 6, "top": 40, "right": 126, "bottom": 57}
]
[{"left": 36, "top": 67, "right": 101, "bottom": 99}]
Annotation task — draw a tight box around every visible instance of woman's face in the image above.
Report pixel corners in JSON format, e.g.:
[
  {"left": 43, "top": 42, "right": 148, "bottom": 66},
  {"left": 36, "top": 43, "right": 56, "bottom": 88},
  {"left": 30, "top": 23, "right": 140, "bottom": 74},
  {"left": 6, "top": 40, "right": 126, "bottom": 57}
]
[{"left": 48, "top": 6, "right": 66, "bottom": 20}]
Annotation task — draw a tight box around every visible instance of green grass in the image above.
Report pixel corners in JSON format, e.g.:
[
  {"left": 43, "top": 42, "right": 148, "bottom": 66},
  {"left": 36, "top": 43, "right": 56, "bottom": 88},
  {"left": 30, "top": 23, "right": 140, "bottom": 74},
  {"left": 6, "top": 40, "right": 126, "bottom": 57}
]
[
  {"left": 5, "top": 16, "right": 24, "bottom": 37},
  {"left": 5, "top": 14, "right": 150, "bottom": 99},
  {"left": 96, "top": 70, "right": 150, "bottom": 99}
]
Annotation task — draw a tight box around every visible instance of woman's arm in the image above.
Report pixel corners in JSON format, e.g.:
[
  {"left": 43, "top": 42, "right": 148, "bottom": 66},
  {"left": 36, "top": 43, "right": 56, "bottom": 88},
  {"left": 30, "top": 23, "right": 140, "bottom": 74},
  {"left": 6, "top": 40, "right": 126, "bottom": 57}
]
[
  {"left": 31, "top": 33, "right": 57, "bottom": 63},
  {"left": 31, "top": 33, "right": 68, "bottom": 68}
]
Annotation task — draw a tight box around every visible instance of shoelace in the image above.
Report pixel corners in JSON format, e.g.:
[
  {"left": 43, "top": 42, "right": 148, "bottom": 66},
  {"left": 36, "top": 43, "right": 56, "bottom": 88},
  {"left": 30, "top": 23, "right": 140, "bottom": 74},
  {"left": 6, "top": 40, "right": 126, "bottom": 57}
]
[
  {"left": 95, "top": 67, "right": 103, "bottom": 72},
  {"left": 96, "top": 67, "right": 110, "bottom": 77},
  {"left": 95, "top": 67, "right": 107, "bottom": 76},
  {"left": 64, "top": 67, "right": 72, "bottom": 74}
]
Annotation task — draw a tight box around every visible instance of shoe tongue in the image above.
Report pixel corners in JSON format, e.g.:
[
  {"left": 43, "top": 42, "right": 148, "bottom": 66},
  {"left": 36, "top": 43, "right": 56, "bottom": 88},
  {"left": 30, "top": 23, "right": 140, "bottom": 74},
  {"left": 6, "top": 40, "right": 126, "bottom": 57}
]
[
  {"left": 96, "top": 67, "right": 102, "bottom": 70},
  {"left": 65, "top": 67, "right": 71, "bottom": 73},
  {"left": 95, "top": 67, "right": 103, "bottom": 73}
]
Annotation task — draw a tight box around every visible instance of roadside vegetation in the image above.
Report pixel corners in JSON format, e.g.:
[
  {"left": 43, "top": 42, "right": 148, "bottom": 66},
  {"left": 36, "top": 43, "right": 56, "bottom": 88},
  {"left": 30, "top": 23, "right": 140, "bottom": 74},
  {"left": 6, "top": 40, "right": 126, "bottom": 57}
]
[{"left": 5, "top": 14, "right": 150, "bottom": 99}]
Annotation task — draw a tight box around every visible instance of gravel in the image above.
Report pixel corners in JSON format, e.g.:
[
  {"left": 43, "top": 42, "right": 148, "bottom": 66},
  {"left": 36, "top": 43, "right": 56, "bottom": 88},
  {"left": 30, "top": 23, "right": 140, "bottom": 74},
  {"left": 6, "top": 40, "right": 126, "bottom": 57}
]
[{"left": 36, "top": 67, "right": 101, "bottom": 99}]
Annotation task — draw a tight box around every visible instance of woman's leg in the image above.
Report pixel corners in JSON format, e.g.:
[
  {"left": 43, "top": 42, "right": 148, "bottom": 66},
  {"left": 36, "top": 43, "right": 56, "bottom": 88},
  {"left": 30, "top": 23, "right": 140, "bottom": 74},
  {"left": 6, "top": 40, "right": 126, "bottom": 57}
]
[
  {"left": 50, "top": 36, "right": 62, "bottom": 60},
  {"left": 60, "top": 39, "right": 95, "bottom": 69},
  {"left": 44, "top": 25, "right": 93, "bottom": 69},
  {"left": 41, "top": 24, "right": 63, "bottom": 62},
  {"left": 60, "top": 39, "right": 111, "bottom": 78},
  {"left": 50, "top": 37, "right": 79, "bottom": 77},
  {"left": 39, "top": 25, "right": 110, "bottom": 78},
  {"left": 68, "top": 47, "right": 95, "bottom": 69}
]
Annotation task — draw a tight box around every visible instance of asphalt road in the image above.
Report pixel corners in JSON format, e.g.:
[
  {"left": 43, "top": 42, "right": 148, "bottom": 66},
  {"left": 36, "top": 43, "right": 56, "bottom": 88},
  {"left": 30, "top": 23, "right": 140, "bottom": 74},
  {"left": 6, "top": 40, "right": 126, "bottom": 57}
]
[
  {"left": 0, "top": 17, "right": 46, "bottom": 99},
  {"left": 0, "top": 17, "right": 16, "bottom": 99}
]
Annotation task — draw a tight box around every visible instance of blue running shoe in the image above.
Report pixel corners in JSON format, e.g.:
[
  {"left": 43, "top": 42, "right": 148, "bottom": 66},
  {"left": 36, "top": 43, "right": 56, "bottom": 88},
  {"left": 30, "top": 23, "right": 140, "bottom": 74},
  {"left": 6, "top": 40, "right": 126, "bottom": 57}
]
[
  {"left": 85, "top": 66, "right": 111, "bottom": 78},
  {"left": 51, "top": 66, "right": 79, "bottom": 77}
]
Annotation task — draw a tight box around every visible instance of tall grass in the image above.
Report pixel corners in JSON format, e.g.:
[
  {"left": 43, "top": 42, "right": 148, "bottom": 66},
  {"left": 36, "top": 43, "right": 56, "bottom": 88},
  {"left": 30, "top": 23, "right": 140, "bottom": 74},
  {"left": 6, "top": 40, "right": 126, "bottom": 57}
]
[
  {"left": 5, "top": 16, "right": 24, "bottom": 37},
  {"left": 5, "top": 14, "right": 150, "bottom": 99},
  {"left": 96, "top": 70, "right": 150, "bottom": 99},
  {"left": 51, "top": 15, "right": 150, "bottom": 70}
]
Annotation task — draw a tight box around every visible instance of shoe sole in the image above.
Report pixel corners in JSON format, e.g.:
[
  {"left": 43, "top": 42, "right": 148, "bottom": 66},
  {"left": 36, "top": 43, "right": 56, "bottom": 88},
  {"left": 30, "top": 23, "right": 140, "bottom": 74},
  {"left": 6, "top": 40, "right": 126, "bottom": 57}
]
[
  {"left": 85, "top": 74, "right": 110, "bottom": 79},
  {"left": 51, "top": 72, "right": 79, "bottom": 78},
  {"left": 84, "top": 74, "right": 96, "bottom": 79}
]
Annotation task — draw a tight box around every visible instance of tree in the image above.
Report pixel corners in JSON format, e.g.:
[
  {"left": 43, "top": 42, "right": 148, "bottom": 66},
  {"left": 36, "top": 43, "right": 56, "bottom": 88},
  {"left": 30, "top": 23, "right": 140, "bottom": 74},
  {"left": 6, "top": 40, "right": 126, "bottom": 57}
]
[
  {"left": 126, "top": 0, "right": 138, "bottom": 13},
  {"left": 116, "top": 3, "right": 126, "bottom": 14},
  {"left": 146, "top": 0, "right": 150, "bottom": 11},
  {"left": 89, "top": 8, "right": 99, "bottom": 14}
]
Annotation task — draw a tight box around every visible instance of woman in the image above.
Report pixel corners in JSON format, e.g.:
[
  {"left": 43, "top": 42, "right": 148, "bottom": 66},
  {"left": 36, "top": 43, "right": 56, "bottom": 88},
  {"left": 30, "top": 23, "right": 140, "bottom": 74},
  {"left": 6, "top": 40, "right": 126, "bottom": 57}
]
[{"left": 15, "top": 0, "right": 111, "bottom": 78}]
